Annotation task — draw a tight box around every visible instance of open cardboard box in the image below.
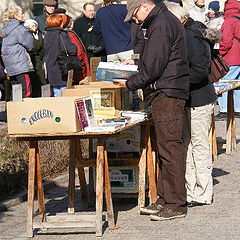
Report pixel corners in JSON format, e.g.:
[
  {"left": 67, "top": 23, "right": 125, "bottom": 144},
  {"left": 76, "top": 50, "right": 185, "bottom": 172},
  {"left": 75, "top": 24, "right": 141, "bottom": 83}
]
[
  {"left": 7, "top": 97, "right": 81, "bottom": 134},
  {"left": 61, "top": 82, "right": 123, "bottom": 111}
]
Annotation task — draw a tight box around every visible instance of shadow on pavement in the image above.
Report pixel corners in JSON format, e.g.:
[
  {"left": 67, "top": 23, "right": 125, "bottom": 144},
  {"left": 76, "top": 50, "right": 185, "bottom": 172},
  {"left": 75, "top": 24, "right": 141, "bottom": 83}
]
[{"left": 213, "top": 167, "right": 230, "bottom": 185}]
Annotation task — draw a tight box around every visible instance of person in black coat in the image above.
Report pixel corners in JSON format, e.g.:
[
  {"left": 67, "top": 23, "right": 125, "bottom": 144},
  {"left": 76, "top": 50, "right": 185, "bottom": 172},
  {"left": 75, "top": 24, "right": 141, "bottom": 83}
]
[
  {"left": 166, "top": 2, "right": 217, "bottom": 207},
  {"left": 73, "top": 3, "right": 106, "bottom": 61},
  {"left": 44, "top": 14, "right": 77, "bottom": 96}
]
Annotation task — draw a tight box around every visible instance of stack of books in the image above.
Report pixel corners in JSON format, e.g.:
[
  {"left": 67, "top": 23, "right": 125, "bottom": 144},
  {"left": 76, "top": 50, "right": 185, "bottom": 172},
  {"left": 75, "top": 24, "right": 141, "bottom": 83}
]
[
  {"left": 120, "top": 110, "right": 149, "bottom": 123},
  {"left": 96, "top": 62, "right": 138, "bottom": 82}
]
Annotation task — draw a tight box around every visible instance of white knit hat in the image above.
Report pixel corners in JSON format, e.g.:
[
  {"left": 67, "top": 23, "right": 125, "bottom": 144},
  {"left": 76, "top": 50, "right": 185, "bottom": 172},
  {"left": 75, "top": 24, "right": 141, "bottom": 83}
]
[{"left": 24, "top": 19, "right": 38, "bottom": 28}]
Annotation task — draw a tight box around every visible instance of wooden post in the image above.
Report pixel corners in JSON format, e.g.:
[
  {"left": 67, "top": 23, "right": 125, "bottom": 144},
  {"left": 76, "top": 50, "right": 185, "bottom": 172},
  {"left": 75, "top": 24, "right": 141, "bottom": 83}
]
[
  {"left": 90, "top": 57, "right": 101, "bottom": 82},
  {"left": 75, "top": 138, "right": 88, "bottom": 209},
  {"left": 27, "top": 141, "right": 37, "bottom": 238},
  {"left": 41, "top": 84, "right": 51, "bottom": 97},
  {"left": 95, "top": 137, "right": 104, "bottom": 237},
  {"left": 68, "top": 138, "right": 76, "bottom": 214},
  {"left": 104, "top": 148, "right": 115, "bottom": 229},
  {"left": 67, "top": 70, "right": 74, "bottom": 88},
  {"left": 146, "top": 126, "right": 158, "bottom": 204},
  {"left": 88, "top": 139, "right": 95, "bottom": 207},
  {"left": 210, "top": 113, "right": 218, "bottom": 161},
  {"left": 138, "top": 124, "right": 147, "bottom": 209},
  {"left": 226, "top": 90, "right": 235, "bottom": 154},
  {"left": 12, "top": 84, "right": 22, "bottom": 102},
  {"left": 35, "top": 144, "right": 45, "bottom": 215}
]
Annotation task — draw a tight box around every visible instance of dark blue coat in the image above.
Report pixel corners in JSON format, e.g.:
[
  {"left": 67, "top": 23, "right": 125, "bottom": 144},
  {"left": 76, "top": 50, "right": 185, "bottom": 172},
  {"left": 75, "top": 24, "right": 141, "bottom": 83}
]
[
  {"left": 184, "top": 18, "right": 217, "bottom": 107},
  {"left": 94, "top": 4, "right": 133, "bottom": 55},
  {"left": 44, "top": 27, "right": 77, "bottom": 87}
]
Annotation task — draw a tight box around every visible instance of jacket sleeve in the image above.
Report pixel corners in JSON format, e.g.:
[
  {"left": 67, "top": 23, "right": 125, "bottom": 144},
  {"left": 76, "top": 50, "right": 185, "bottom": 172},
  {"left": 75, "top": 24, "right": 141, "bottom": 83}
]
[
  {"left": 16, "top": 26, "right": 34, "bottom": 51},
  {"left": 126, "top": 24, "right": 171, "bottom": 91},
  {"left": 93, "top": 11, "right": 101, "bottom": 35},
  {"left": 187, "top": 34, "right": 210, "bottom": 84},
  {"left": 219, "top": 20, "right": 234, "bottom": 56}
]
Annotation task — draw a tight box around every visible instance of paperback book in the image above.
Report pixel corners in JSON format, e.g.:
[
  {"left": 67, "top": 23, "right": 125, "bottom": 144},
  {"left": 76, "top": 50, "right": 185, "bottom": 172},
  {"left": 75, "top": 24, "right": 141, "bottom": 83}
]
[
  {"left": 84, "top": 123, "right": 124, "bottom": 132},
  {"left": 75, "top": 98, "right": 94, "bottom": 129},
  {"left": 96, "top": 62, "right": 138, "bottom": 82}
]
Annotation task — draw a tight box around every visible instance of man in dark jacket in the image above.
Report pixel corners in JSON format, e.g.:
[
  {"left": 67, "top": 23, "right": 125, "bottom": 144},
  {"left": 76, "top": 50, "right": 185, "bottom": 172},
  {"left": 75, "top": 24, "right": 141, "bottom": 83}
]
[
  {"left": 114, "top": 0, "right": 189, "bottom": 220},
  {"left": 73, "top": 3, "right": 106, "bottom": 61},
  {"left": 35, "top": 0, "right": 57, "bottom": 35}
]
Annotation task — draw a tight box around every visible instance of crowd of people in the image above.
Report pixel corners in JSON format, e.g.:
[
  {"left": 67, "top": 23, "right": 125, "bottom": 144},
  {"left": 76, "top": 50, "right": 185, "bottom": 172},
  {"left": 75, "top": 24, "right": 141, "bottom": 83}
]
[{"left": 0, "top": 0, "right": 240, "bottom": 221}]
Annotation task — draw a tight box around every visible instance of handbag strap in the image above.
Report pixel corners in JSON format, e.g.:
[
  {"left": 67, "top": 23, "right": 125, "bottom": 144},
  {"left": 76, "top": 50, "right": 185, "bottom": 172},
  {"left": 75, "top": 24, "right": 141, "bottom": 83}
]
[{"left": 58, "top": 33, "right": 69, "bottom": 57}]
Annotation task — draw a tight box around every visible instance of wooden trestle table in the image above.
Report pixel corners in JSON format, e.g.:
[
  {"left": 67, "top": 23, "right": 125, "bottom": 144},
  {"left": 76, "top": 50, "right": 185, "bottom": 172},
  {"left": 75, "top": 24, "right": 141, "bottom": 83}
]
[{"left": 9, "top": 119, "right": 157, "bottom": 237}]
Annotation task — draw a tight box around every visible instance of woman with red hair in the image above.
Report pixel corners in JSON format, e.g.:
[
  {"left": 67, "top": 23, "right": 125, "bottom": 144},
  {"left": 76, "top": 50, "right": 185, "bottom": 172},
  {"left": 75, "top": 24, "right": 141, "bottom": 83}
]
[
  {"left": 44, "top": 14, "right": 77, "bottom": 96},
  {"left": 62, "top": 14, "right": 91, "bottom": 84}
]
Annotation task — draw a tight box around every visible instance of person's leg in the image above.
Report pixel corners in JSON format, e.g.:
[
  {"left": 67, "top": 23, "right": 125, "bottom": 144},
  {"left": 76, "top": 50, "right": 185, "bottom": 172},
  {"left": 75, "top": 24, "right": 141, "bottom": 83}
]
[
  {"left": 13, "top": 73, "right": 32, "bottom": 98},
  {"left": 151, "top": 93, "right": 187, "bottom": 212},
  {"left": 218, "top": 66, "right": 240, "bottom": 113},
  {"left": 189, "top": 103, "right": 214, "bottom": 204},
  {"left": 234, "top": 90, "right": 240, "bottom": 113},
  {"left": 182, "top": 108, "right": 197, "bottom": 203},
  {"left": 52, "top": 86, "right": 66, "bottom": 97}
]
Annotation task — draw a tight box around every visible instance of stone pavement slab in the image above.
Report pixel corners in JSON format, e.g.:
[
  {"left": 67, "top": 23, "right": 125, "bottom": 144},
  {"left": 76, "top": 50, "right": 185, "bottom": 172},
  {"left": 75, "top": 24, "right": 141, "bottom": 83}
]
[{"left": 0, "top": 120, "right": 240, "bottom": 240}]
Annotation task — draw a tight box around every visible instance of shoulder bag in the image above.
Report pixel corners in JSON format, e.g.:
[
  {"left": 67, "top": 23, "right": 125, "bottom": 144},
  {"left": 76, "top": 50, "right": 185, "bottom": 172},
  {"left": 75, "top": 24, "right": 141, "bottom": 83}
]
[
  {"left": 210, "top": 54, "right": 229, "bottom": 83},
  {"left": 57, "top": 34, "right": 82, "bottom": 76}
]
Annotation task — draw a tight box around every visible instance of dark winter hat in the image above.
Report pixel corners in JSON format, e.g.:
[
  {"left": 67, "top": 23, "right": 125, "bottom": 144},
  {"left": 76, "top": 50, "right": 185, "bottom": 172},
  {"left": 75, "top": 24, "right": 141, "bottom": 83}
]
[
  {"left": 167, "top": 0, "right": 183, "bottom": 7},
  {"left": 124, "top": 0, "right": 148, "bottom": 22},
  {"left": 54, "top": 8, "right": 66, "bottom": 14},
  {"left": 208, "top": 1, "right": 220, "bottom": 12},
  {"left": 44, "top": 0, "right": 57, "bottom": 6}
]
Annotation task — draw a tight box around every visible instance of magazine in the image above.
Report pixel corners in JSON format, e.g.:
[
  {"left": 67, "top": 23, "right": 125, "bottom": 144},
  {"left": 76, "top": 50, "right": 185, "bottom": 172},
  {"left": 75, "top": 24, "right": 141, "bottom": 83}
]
[{"left": 75, "top": 98, "right": 94, "bottom": 129}]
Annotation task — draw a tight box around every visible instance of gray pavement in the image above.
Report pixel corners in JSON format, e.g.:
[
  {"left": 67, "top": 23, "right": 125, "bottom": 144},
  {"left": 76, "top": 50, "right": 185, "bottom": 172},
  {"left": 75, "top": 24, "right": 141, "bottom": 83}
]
[{"left": 0, "top": 117, "right": 240, "bottom": 240}]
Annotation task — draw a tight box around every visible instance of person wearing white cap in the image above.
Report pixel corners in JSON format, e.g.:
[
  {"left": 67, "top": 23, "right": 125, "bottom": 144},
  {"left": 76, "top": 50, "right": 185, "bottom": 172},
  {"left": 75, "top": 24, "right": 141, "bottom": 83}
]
[
  {"left": 24, "top": 19, "right": 46, "bottom": 97},
  {"left": 35, "top": 0, "right": 57, "bottom": 35},
  {"left": 114, "top": 0, "right": 189, "bottom": 221}
]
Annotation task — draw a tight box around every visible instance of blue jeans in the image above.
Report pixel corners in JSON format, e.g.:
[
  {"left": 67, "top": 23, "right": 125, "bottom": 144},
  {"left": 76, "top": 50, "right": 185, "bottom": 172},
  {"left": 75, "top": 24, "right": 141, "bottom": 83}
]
[
  {"left": 218, "top": 65, "right": 240, "bottom": 113},
  {"left": 52, "top": 86, "right": 66, "bottom": 97}
]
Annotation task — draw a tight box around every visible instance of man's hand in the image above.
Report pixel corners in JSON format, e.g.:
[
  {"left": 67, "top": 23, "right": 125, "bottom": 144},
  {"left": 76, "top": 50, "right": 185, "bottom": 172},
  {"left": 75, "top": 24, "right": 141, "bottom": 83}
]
[
  {"left": 112, "top": 79, "right": 127, "bottom": 87},
  {"left": 121, "top": 59, "right": 135, "bottom": 65}
]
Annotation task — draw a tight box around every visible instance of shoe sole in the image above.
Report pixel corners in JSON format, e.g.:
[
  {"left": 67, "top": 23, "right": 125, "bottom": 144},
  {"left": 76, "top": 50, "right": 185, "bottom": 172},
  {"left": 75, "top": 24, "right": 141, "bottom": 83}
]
[
  {"left": 139, "top": 208, "right": 161, "bottom": 215},
  {"left": 150, "top": 213, "right": 186, "bottom": 221}
]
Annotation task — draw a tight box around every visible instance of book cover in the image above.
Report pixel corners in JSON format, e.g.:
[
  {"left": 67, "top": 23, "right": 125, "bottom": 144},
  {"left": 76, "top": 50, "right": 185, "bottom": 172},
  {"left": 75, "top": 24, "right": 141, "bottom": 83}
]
[
  {"left": 90, "top": 89, "right": 116, "bottom": 116},
  {"left": 96, "top": 62, "right": 138, "bottom": 82},
  {"left": 75, "top": 98, "right": 95, "bottom": 129}
]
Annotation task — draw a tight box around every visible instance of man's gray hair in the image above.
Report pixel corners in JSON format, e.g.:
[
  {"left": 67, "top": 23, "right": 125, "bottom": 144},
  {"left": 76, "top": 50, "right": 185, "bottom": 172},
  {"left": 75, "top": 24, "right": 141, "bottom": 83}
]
[{"left": 164, "top": 2, "right": 189, "bottom": 21}]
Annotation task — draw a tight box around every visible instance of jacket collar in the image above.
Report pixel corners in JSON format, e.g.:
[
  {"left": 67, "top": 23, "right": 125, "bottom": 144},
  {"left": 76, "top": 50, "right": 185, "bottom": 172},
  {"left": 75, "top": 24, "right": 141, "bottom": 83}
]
[
  {"left": 184, "top": 17, "right": 195, "bottom": 29},
  {"left": 141, "top": 3, "right": 167, "bottom": 29}
]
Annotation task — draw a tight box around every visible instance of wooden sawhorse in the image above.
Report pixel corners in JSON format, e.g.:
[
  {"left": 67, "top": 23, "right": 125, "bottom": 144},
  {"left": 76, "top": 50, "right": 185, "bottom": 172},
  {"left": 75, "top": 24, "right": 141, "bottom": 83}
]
[{"left": 11, "top": 120, "right": 157, "bottom": 237}]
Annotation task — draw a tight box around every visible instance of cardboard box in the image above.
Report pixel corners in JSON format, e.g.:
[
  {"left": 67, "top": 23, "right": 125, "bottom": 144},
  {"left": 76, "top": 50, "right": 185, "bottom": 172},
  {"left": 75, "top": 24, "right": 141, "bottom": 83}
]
[
  {"left": 7, "top": 97, "right": 81, "bottom": 134},
  {"left": 61, "top": 82, "right": 122, "bottom": 111},
  {"left": 93, "top": 126, "right": 140, "bottom": 152},
  {"left": 94, "top": 166, "right": 139, "bottom": 193}
]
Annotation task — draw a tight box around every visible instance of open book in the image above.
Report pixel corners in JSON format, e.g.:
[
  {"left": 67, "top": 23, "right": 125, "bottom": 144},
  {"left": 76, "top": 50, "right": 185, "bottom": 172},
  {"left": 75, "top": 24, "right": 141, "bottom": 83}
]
[{"left": 96, "top": 62, "right": 138, "bottom": 82}]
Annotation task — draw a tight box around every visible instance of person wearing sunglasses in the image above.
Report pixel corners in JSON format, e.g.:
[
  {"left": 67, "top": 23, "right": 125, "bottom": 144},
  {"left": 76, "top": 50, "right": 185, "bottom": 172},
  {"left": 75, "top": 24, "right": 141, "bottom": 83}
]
[{"left": 113, "top": 0, "right": 189, "bottom": 221}]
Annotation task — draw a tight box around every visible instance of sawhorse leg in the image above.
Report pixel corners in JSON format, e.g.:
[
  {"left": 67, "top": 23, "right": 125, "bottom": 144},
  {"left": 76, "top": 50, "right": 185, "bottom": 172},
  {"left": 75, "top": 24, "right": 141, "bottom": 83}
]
[
  {"left": 75, "top": 138, "right": 88, "bottom": 209},
  {"left": 138, "top": 124, "right": 158, "bottom": 210},
  {"left": 27, "top": 140, "right": 45, "bottom": 237},
  {"left": 96, "top": 137, "right": 115, "bottom": 236},
  {"left": 226, "top": 90, "right": 237, "bottom": 154}
]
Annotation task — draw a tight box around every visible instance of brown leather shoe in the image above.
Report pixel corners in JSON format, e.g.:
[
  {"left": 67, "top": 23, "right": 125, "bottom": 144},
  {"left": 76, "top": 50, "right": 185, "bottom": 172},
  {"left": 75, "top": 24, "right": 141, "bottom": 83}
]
[
  {"left": 150, "top": 208, "right": 186, "bottom": 221},
  {"left": 139, "top": 203, "right": 163, "bottom": 215}
]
